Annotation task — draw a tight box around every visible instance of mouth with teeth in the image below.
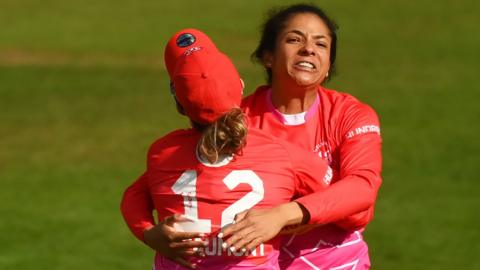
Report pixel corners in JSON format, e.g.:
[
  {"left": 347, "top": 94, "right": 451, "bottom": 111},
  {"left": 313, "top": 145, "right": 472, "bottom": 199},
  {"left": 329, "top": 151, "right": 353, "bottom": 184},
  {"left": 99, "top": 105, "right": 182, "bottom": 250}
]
[{"left": 295, "top": 61, "right": 316, "bottom": 70}]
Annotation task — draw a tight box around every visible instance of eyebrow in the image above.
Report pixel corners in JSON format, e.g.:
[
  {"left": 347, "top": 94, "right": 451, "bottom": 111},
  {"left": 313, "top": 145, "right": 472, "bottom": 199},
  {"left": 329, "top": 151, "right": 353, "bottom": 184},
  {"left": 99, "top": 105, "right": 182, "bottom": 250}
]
[{"left": 286, "top": 29, "right": 329, "bottom": 40}]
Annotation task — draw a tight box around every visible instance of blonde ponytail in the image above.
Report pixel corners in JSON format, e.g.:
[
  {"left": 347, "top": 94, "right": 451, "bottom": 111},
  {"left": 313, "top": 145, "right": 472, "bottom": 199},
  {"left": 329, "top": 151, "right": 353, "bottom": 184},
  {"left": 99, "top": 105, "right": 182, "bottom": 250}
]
[{"left": 197, "top": 108, "right": 247, "bottom": 164}]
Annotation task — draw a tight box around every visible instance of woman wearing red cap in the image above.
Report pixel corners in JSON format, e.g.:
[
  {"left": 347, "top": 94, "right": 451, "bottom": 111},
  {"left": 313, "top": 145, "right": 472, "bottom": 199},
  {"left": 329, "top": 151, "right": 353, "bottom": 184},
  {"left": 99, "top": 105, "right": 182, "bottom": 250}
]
[{"left": 121, "top": 28, "right": 332, "bottom": 269}]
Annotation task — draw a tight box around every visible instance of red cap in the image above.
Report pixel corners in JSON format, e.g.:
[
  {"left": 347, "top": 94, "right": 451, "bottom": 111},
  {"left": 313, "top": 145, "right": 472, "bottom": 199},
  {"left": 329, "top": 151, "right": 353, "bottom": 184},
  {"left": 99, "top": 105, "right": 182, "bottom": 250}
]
[
  {"left": 164, "top": 29, "right": 218, "bottom": 78},
  {"left": 164, "top": 29, "right": 243, "bottom": 125}
]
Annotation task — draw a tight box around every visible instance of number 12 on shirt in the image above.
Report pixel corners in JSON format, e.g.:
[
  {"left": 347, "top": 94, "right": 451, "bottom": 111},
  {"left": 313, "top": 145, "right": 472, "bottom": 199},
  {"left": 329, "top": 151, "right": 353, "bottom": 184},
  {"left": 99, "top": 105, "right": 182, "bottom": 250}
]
[{"left": 171, "top": 170, "right": 265, "bottom": 233}]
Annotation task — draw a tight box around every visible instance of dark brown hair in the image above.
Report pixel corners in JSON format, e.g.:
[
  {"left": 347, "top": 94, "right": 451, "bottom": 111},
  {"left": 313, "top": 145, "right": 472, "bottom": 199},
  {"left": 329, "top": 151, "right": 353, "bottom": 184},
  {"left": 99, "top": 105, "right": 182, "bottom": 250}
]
[{"left": 252, "top": 3, "right": 338, "bottom": 84}]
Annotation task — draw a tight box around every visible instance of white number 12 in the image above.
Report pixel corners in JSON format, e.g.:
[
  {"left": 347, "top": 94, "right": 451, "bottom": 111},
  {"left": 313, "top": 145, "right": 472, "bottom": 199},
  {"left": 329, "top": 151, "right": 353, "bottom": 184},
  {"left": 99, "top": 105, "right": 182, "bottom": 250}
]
[{"left": 171, "top": 170, "right": 264, "bottom": 233}]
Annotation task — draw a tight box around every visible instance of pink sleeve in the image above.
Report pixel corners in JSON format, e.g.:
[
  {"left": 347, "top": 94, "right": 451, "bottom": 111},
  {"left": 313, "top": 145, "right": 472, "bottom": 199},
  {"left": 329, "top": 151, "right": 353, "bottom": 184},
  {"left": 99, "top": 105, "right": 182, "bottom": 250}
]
[{"left": 295, "top": 104, "right": 382, "bottom": 229}]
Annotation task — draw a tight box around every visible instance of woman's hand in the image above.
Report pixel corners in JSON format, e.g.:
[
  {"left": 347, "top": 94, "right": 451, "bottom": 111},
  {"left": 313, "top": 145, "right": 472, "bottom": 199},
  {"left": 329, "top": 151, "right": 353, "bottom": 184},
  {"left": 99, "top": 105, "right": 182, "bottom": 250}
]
[
  {"left": 143, "top": 214, "right": 208, "bottom": 269},
  {"left": 218, "top": 202, "right": 308, "bottom": 252}
]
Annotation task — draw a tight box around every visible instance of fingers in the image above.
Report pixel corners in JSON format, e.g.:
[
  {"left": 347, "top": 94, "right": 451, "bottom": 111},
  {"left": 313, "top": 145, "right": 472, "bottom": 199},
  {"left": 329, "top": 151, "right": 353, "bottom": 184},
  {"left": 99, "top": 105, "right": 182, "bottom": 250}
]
[
  {"left": 164, "top": 213, "right": 190, "bottom": 226},
  {"left": 220, "top": 209, "right": 251, "bottom": 238},
  {"left": 244, "top": 237, "right": 263, "bottom": 252},
  {"left": 175, "top": 247, "right": 205, "bottom": 258},
  {"left": 171, "top": 231, "right": 206, "bottom": 242},
  {"left": 228, "top": 231, "right": 264, "bottom": 254},
  {"left": 169, "top": 239, "right": 209, "bottom": 249},
  {"left": 226, "top": 236, "right": 251, "bottom": 253},
  {"left": 220, "top": 218, "right": 248, "bottom": 239},
  {"left": 219, "top": 224, "right": 262, "bottom": 254},
  {"left": 234, "top": 210, "right": 248, "bottom": 223},
  {"left": 163, "top": 214, "right": 206, "bottom": 241},
  {"left": 223, "top": 226, "right": 255, "bottom": 247},
  {"left": 222, "top": 209, "right": 261, "bottom": 238},
  {"left": 220, "top": 231, "right": 264, "bottom": 255},
  {"left": 163, "top": 214, "right": 178, "bottom": 226}
]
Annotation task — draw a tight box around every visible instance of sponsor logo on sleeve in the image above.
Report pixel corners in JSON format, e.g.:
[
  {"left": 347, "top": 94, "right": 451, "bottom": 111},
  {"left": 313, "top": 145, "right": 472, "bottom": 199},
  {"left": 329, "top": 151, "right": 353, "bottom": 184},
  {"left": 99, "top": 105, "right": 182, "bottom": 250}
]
[{"left": 345, "top": 125, "right": 380, "bottom": 139}]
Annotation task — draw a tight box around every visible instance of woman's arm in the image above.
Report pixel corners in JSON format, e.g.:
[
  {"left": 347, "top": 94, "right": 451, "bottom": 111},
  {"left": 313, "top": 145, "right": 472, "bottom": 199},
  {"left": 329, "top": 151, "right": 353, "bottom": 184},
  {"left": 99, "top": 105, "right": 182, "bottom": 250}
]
[
  {"left": 297, "top": 102, "right": 383, "bottom": 229},
  {"left": 219, "top": 142, "right": 329, "bottom": 251},
  {"left": 296, "top": 132, "right": 382, "bottom": 228},
  {"left": 220, "top": 133, "right": 381, "bottom": 251},
  {"left": 120, "top": 172, "right": 156, "bottom": 241},
  {"left": 219, "top": 201, "right": 309, "bottom": 252},
  {"left": 220, "top": 104, "right": 382, "bottom": 250},
  {"left": 120, "top": 165, "right": 208, "bottom": 269}
]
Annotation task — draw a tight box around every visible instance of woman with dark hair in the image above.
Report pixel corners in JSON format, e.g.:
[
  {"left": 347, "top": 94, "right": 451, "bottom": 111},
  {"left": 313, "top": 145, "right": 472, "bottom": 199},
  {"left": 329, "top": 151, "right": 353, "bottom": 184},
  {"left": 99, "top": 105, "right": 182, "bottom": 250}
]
[
  {"left": 220, "top": 4, "right": 382, "bottom": 269},
  {"left": 122, "top": 3, "right": 382, "bottom": 269},
  {"left": 120, "top": 28, "right": 332, "bottom": 269}
]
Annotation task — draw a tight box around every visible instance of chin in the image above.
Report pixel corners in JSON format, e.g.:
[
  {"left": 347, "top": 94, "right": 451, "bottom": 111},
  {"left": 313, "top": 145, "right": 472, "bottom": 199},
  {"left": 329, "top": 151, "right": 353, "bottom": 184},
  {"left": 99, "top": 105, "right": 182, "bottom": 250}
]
[{"left": 293, "top": 77, "right": 321, "bottom": 88}]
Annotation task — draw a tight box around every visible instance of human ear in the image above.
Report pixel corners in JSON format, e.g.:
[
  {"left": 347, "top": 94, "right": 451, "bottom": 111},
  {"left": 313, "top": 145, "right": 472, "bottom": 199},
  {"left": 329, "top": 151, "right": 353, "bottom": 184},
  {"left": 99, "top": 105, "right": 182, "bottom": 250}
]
[{"left": 263, "top": 52, "right": 274, "bottom": 68}]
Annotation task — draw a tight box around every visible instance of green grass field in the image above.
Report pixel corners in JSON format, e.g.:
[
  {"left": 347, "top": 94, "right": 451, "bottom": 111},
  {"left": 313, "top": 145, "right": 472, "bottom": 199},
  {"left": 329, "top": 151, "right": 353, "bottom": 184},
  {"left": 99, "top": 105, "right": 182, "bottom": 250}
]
[{"left": 1, "top": 0, "right": 479, "bottom": 269}]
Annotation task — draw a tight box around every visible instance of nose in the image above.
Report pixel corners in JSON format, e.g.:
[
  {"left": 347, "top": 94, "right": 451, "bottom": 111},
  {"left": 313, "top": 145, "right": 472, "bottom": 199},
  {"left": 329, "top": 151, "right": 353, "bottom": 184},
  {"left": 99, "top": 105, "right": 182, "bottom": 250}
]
[{"left": 299, "top": 41, "right": 315, "bottom": 56}]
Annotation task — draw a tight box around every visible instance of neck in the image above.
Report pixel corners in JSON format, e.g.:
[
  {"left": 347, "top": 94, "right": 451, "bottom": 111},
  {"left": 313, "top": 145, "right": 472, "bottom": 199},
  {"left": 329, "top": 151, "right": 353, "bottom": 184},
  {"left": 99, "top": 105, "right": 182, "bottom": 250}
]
[{"left": 270, "top": 83, "right": 319, "bottom": 114}]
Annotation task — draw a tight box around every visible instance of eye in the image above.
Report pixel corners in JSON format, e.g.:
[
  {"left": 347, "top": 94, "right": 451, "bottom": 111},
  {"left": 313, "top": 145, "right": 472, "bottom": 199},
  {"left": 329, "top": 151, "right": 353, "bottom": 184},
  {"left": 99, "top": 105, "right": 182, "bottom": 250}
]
[
  {"left": 316, "top": 42, "right": 327, "bottom": 48},
  {"left": 286, "top": 36, "right": 301, "bottom": 43}
]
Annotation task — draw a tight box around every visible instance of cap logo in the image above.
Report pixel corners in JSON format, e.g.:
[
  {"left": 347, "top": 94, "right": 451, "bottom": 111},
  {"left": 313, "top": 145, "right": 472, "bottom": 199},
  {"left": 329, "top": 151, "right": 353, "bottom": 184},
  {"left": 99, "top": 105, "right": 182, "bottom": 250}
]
[
  {"left": 176, "top": 33, "right": 196, "bottom": 47},
  {"left": 184, "top": 46, "right": 201, "bottom": 56}
]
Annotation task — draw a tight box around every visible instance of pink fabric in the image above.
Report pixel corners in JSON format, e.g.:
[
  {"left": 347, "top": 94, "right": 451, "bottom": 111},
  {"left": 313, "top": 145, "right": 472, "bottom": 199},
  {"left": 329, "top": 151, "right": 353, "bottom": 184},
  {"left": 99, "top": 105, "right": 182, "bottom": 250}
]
[
  {"left": 241, "top": 86, "right": 382, "bottom": 269},
  {"left": 278, "top": 227, "right": 370, "bottom": 269},
  {"left": 153, "top": 250, "right": 280, "bottom": 270}
]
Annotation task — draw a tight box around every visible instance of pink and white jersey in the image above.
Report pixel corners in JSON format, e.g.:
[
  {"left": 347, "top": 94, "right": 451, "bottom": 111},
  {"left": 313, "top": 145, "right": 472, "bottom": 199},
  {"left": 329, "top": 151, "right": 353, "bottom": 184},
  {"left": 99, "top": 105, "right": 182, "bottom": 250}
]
[
  {"left": 121, "top": 128, "right": 330, "bottom": 269},
  {"left": 241, "top": 86, "right": 382, "bottom": 269}
]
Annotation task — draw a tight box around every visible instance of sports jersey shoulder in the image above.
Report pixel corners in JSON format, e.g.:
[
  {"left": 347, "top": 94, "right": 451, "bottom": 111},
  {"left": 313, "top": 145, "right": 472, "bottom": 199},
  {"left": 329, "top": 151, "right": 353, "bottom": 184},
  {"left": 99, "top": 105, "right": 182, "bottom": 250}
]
[
  {"left": 227, "top": 128, "right": 297, "bottom": 182},
  {"left": 318, "top": 87, "right": 381, "bottom": 143},
  {"left": 241, "top": 85, "right": 270, "bottom": 117},
  {"left": 146, "top": 128, "right": 200, "bottom": 169},
  {"left": 241, "top": 86, "right": 380, "bottom": 142}
]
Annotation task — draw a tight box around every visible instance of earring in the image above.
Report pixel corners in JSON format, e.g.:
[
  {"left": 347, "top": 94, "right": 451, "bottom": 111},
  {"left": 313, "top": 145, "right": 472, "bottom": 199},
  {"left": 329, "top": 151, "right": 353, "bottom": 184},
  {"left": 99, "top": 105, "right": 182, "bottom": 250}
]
[{"left": 325, "top": 72, "right": 329, "bottom": 78}]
